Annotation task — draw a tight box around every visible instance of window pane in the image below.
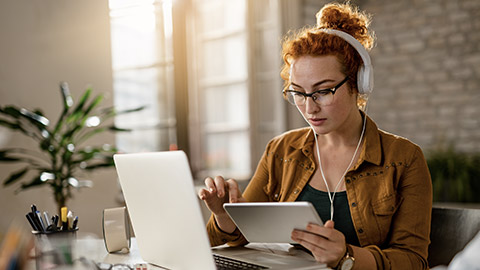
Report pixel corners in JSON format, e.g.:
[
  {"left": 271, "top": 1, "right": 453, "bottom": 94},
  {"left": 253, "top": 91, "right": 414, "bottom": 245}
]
[
  {"left": 198, "top": 0, "right": 245, "bottom": 34},
  {"left": 116, "top": 128, "right": 174, "bottom": 152},
  {"left": 204, "top": 83, "right": 248, "bottom": 126},
  {"left": 110, "top": 5, "right": 158, "bottom": 69},
  {"left": 114, "top": 68, "right": 161, "bottom": 128},
  {"left": 205, "top": 132, "right": 250, "bottom": 176},
  {"left": 202, "top": 35, "right": 247, "bottom": 80}
]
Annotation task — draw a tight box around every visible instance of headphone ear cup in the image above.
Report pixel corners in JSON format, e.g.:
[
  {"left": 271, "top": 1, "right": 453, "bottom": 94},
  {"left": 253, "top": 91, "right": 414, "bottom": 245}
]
[
  {"left": 357, "top": 64, "right": 373, "bottom": 94},
  {"left": 357, "top": 65, "right": 366, "bottom": 94}
]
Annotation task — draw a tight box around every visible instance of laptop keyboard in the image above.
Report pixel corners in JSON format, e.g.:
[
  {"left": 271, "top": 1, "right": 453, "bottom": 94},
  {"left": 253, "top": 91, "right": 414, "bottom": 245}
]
[{"left": 213, "top": 254, "right": 269, "bottom": 270}]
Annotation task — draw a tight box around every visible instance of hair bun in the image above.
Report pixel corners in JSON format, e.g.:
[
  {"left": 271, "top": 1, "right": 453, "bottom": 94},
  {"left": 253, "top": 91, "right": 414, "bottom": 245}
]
[{"left": 316, "top": 3, "right": 374, "bottom": 50}]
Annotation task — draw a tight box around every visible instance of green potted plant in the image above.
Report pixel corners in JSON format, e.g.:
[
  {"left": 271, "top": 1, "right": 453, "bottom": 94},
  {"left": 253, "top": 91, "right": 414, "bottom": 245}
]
[
  {"left": 427, "top": 146, "right": 480, "bottom": 203},
  {"left": 0, "top": 82, "right": 143, "bottom": 215}
]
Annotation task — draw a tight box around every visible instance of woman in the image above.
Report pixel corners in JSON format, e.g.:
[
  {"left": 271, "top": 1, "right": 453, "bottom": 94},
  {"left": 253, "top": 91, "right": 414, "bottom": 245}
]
[{"left": 198, "top": 3, "right": 432, "bottom": 269}]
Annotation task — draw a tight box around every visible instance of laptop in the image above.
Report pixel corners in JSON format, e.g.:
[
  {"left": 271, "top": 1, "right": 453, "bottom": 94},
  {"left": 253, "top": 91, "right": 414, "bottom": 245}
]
[{"left": 113, "top": 151, "right": 327, "bottom": 270}]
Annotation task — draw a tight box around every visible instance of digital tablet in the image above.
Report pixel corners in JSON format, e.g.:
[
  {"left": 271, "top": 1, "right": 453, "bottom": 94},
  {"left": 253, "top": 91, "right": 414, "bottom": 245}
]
[{"left": 223, "top": 201, "right": 323, "bottom": 243}]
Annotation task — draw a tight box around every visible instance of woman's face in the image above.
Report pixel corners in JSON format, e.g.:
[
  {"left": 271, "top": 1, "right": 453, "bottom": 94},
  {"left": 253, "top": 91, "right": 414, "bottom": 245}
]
[{"left": 290, "top": 55, "right": 358, "bottom": 135}]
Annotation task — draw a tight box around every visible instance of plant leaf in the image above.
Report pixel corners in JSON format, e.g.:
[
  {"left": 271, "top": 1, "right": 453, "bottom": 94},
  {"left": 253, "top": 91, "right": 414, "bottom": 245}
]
[
  {"left": 19, "top": 174, "right": 44, "bottom": 190},
  {"left": 82, "top": 95, "right": 103, "bottom": 118},
  {"left": 60, "top": 82, "right": 74, "bottom": 110},
  {"left": 83, "top": 156, "right": 115, "bottom": 170},
  {"left": 3, "top": 167, "right": 29, "bottom": 186},
  {"left": 109, "top": 126, "right": 132, "bottom": 132},
  {"left": 0, "top": 119, "right": 26, "bottom": 132},
  {"left": 2, "top": 106, "right": 50, "bottom": 127},
  {"left": 53, "top": 82, "right": 74, "bottom": 135},
  {"left": 67, "top": 88, "right": 92, "bottom": 124},
  {"left": 0, "top": 106, "right": 50, "bottom": 140}
]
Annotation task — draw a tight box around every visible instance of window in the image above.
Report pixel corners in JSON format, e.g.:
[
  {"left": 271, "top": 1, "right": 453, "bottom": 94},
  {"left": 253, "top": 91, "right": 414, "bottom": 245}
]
[
  {"left": 109, "top": 0, "right": 177, "bottom": 153},
  {"left": 109, "top": 0, "right": 291, "bottom": 181}
]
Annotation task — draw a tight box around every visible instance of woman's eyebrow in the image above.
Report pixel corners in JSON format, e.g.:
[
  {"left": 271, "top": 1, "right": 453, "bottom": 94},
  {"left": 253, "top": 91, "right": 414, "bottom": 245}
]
[
  {"left": 291, "top": 79, "right": 335, "bottom": 89},
  {"left": 312, "top": 79, "right": 335, "bottom": 89}
]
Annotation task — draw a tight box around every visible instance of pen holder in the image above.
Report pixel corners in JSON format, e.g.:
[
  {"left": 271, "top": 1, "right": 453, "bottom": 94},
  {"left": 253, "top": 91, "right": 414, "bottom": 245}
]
[{"left": 32, "top": 229, "right": 78, "bottom": 268}]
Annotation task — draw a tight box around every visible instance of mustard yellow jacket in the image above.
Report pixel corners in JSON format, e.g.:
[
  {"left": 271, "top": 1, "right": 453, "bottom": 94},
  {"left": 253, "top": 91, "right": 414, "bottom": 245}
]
[{"left": 207, "top": 114, "right": 432, "bottom": 270}]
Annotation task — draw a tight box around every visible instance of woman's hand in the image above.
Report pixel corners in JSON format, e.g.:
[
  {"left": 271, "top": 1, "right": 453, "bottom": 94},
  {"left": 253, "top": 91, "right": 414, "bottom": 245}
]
[
  {"left": 291, "top": 220, "right": 346, "bottom": 268},
  {"left": 198, "top": 176, "right": 246, "bottom": 233}
]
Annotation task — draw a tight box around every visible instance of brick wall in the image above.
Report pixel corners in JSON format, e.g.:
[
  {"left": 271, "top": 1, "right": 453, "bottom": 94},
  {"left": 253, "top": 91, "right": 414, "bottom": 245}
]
[{"left": 302, "top": 0, "right": 480, "bottom": 153}]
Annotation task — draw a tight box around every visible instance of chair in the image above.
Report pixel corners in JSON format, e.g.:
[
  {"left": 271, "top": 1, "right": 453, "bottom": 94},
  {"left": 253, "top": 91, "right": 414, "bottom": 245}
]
[{"left": 428, "top": 206, "right": 480, "bottom": 267}]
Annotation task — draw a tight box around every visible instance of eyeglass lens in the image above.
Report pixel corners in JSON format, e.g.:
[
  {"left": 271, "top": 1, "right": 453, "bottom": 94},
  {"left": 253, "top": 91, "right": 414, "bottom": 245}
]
[{"left": 287, "top": 91, "right": 334, "bottom": 106}]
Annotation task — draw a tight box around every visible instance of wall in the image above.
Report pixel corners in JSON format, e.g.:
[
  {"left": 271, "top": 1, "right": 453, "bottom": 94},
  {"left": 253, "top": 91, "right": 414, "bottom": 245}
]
[
  {"left": 301, "top": 0, "right": 480, "bottom": 154},
  {"left": 0, "top": 0, "right": 121, "bottom": 237}
]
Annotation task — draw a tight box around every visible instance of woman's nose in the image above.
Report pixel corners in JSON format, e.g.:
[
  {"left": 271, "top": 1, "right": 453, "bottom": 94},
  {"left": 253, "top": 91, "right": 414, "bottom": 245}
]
[{"left": 305, "top": 97, "right": 320, "bottom": 114}]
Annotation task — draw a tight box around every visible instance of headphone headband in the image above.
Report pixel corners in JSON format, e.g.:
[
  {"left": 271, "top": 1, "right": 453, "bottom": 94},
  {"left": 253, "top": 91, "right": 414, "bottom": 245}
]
[{"left": 317, "top": 29, "right": 374, "bottom": 94}]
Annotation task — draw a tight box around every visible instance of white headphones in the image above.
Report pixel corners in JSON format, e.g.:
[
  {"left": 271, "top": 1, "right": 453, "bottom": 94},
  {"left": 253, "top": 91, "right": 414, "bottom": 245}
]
[{"left": 317, "top": 29, "right": 374, "bottom": 94}]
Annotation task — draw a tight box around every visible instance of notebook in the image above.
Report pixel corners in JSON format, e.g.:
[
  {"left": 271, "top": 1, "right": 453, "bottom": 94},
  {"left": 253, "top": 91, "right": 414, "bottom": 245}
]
[{"left": 113, "top": 151, "right": 327, "bottom": 270}]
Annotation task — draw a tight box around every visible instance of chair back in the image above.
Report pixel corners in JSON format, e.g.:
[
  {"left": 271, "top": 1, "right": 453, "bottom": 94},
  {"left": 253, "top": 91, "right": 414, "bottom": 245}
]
[{"left": 428, "top": 206, "right": 480, "bottom": 267}]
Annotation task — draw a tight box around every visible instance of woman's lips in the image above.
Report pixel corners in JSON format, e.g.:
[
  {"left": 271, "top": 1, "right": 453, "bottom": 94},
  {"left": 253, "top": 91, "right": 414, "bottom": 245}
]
[{"left": 308, "top": 118, "right": 326, "bottom": 126}]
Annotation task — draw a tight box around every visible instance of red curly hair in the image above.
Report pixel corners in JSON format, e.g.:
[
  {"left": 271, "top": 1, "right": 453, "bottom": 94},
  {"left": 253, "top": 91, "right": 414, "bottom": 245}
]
[{"left": 281, "top": 2, "right": 375, "bottom": 107}]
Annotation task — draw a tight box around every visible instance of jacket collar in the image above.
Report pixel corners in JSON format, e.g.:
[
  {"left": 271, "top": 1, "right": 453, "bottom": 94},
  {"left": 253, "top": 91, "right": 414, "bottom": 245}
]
[
  {"left": 290, "top": 111, "right": 382, "bottom": 166},
  {"left": 361, "top": 113, "right": 382, "bottom": 166}
]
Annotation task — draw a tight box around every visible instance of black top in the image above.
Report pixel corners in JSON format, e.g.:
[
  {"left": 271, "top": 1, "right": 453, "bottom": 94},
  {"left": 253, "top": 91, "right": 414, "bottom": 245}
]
[{"left": 296, "top": 184, "right": 360, "bottom": 246}]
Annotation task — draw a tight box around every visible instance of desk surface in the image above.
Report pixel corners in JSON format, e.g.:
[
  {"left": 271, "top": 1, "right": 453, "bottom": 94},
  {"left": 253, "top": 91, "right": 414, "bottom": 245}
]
[
  {"left": 29, "top": 233, "right": 160, "bottom": 270},
  {"left": 29, "top": 233, "right": 328, "bottom": 270}
]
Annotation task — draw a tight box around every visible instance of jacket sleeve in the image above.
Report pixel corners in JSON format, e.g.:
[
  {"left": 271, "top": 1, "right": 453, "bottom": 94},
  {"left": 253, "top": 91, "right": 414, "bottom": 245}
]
[
  {"left": 206, "top": 144, "right": 272, "bottom": 247},
  {"left": 365, "top": 146, "right": 432, "bottom": 270}
]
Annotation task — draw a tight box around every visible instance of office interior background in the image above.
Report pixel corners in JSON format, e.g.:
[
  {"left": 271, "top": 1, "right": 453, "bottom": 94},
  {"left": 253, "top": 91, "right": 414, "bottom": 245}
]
[{"left": 0, "top": 0, "right": 479, "bottom": 237}]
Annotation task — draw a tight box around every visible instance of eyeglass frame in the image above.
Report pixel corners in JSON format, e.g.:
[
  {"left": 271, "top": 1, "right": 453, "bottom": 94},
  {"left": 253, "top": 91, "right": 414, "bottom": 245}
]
[
  {"left": 282, "top": 76, "right": 350, "bottom": 106},
  {"left": 95, "top": 262, "right": 133, "bottom": 270}
]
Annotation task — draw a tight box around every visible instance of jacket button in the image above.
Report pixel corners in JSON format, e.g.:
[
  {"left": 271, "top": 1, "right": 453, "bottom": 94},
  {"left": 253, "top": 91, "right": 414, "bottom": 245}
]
[
  {"left": 346, "top": 179, "right": 351, "bottom": 184},
  {"left": 274, "top": 193, "right": 279, "bottom": 198},
  {"left": 358, "top": 228, "right": 364, "bottom": 233},
  {"left": 293, "top": 189, "right": 299, "bottom": 194},
  {"left": 351, "top": 202, "right": 357, "bottom": 207}
]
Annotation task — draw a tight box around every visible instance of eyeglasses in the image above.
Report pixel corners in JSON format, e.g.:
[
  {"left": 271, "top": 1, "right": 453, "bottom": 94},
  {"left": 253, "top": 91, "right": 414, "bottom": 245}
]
[
  {"left": 283, "top": 77, "right": 349, "bottom": 106},
  {"left": 95, "top": 262, "right": 133, "bottom": 270}
]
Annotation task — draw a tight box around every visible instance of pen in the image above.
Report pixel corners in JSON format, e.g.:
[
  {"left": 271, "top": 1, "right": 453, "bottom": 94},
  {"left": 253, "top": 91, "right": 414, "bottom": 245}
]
[
  {"left": 61, "top": 207, "right": 68, "bottom": 231},
  {"left": 72, "top": 216, "right": 78, "bottom": 229},
  {"left": 43, "top": 211, "right": 51, "bottom": 227},
  {"left": 53, "top": 215, "right": 59, "bottom": 228},
  {"left": 67, "top": 211, "right": 73, "bottom": 230},
  {"left": 51, "top": 215, "right": 58, "bottom": 231},
  {"left": 31, "top": 204, "right": 37, "bottom": 213},
  {"left": 26, "top": 213, "right": 39, "bottom": 231},
  {"left": 35, "top": 211, "right": 46, "bottom": 232}
]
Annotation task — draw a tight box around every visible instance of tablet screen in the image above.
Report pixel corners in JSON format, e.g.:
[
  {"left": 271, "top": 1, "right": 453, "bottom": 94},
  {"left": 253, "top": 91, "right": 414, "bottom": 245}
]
[{"left": 223, "top": 202, "right": 323, "bottom": 243}]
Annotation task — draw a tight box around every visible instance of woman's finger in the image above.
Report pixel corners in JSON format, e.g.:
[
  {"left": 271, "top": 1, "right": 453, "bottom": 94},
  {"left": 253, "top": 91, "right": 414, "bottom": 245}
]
[
  {"left": 204, "top": 177, "right": 216, "bottom": 193},
  {"left": 305, "top": 222, "right": 342, "bottom": 242},
  {"left": 213, "top": 176, "right": 226, "bottom": 198},
  {"left": 225, "top": 179, "right": 241, "bottom": 203}
]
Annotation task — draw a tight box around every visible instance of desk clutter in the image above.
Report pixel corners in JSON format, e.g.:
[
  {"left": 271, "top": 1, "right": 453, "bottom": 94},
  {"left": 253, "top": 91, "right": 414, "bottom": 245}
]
[{"left": 25, "top": 204, "right": 78, "bottom": 233}]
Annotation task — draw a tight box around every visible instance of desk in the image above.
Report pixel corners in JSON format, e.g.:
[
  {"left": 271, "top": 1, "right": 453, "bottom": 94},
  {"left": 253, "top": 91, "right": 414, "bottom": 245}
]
[
  {"left": 28, "top": 233, "right": 162, "bottom": 270},
  {"left": 29, "top": 233, "right": 328, "bottom": 270}
]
